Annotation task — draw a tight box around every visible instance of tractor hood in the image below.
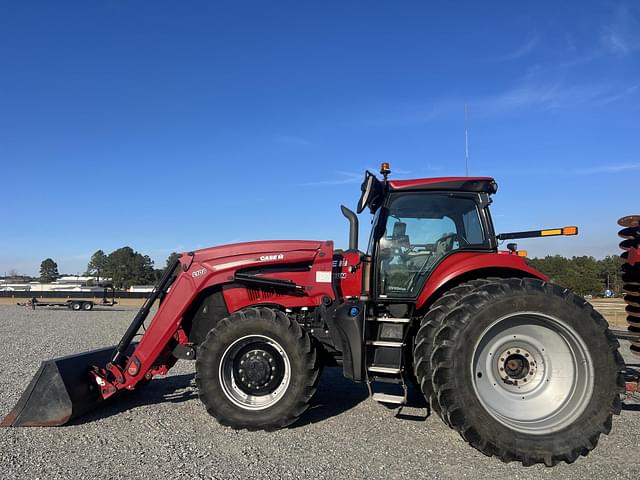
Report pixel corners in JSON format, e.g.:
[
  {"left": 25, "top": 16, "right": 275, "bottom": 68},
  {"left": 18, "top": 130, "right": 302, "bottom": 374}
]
[{"left": 189, "top": 240, "right": 327, "bottom": 264}]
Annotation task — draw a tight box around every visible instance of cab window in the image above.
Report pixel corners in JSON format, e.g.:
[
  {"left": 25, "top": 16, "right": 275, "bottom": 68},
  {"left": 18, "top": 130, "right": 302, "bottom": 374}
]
[{"left": 378, "top": 193, "right": 487, "bottom": 297}]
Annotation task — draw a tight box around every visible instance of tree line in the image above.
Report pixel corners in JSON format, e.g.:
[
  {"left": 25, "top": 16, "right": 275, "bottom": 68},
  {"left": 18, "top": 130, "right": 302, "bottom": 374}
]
[
  {"left": 84, "top": 248, "right": 180, "bottom": 289},
  {"left": 32, "top": 248, "right": 180, "bottom": 289},
  {"left": 526, "top": 255, "right": 623, "bottom": 296}
]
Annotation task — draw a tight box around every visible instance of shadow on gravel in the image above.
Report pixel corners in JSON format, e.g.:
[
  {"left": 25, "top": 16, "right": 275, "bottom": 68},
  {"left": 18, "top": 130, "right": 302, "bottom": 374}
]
[
  {"left": 292, "top": 368, "right": 430, "bottom": 428},
  {"left": 70, "top": 368, "right": 431, "bottom": 427},
  {"left": 71, "top": 373, "right": 198, "bottom": 425},
  {"left": 292, "top": 368, "right": 369, "bottom": 427}
]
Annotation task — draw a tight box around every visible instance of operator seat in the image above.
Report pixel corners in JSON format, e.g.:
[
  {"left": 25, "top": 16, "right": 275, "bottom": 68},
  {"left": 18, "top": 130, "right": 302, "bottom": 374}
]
[
  {"left": 391, "top": 222, "right": 410, "bottom": 250},
  {"left": 435, "top": 232, "right": 455, "bottom": 255},
  {"left": 422, "top": 232, "right": 456, "bottom": 272}
]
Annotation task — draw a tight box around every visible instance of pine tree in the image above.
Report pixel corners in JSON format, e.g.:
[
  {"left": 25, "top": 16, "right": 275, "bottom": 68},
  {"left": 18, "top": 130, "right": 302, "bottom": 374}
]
[{"left": 39, "top": 258, "right": 59, "bottom": 283}]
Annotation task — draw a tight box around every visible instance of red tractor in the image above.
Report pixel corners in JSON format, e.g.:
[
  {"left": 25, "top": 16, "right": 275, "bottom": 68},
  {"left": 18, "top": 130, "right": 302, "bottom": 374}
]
[{"left": 3, "top": 165, "right": 624, "bottom": 467}]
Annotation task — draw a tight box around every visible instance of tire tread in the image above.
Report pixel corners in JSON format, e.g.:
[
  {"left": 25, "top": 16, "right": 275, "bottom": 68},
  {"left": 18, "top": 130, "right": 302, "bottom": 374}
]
[
  {"left": 430, "top": 278, "right": 625, "bottom": 466},
  {"left": 195, "top": 307, "right": 320, "bottom": 431}
]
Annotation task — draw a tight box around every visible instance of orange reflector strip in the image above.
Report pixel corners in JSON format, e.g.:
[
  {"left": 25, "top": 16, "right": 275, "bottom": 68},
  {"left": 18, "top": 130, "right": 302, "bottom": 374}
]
[
  {"left": 541, "top": 229, "right": 562, "bottom": 236},
  {"left": 517, "top": 250, "right": 528, "bottom": 257},
  {"left": 562, "top": 226, "right": 578, "bottom": 235}
]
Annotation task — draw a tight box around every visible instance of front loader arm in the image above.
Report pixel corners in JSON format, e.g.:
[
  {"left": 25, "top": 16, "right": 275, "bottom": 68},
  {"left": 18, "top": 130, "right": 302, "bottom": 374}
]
[
  {"left": 92, "top": 255, "right": 199, "bottom": 396},
  {"left": 115, "top": 261, "right": 201, "bottom": 387},
  {"left": 98, "top": 240, "right": 336, "bottom": 397}
]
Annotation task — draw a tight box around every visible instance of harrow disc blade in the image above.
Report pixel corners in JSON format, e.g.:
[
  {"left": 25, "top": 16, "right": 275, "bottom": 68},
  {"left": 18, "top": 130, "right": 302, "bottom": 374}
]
[
  {"left": 627, "top": 306, "right": 640, "bottom": 318},
  {"left": 620, "top": 238, "right": 640, "bottom": 251},
  {"left": 1, "top": 346, "right": 116, "bottom": 427},
  {"left": 623, "top": 272, "right": 640, "bottom": 284},
  {"left": 618, "top": 215, "right": 640, "bottom": 228},
  {"left": 619, "top": 227, "right": 640, "bottom": 240}
]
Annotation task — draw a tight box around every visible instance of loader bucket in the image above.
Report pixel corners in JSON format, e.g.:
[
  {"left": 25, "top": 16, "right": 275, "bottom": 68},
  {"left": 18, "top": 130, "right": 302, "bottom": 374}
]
[{"left": 1, "top": 345, "right": 117, "bottom": 427}]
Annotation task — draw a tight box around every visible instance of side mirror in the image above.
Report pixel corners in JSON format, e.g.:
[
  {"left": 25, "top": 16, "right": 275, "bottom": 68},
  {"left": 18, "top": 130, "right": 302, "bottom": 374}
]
[{"left": 357, "top": 173, "right": 375, "bottom": 213}]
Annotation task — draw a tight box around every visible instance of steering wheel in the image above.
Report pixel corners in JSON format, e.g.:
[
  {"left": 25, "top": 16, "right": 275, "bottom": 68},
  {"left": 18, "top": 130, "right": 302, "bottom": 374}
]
[{"left": 435, "top": 232, "right": 469, "bottom": 252}]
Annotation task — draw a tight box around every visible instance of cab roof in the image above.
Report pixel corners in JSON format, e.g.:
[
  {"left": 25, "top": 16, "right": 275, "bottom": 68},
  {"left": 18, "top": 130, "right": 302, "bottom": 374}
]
[{"left": 387, "top": 176, "right": 497, "bottom": 194}]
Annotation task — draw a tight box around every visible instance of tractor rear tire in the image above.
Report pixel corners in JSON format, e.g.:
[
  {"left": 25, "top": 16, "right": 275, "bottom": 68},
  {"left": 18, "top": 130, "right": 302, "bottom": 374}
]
[
  {"left": 430, "top": 278, "right": 624, "bottom": 466},
  {"left": 413, "top": 278, "right": 494, "bottom": 419},
  {"left": 196, "top": 307, "right": 320, "bottom": 431}
]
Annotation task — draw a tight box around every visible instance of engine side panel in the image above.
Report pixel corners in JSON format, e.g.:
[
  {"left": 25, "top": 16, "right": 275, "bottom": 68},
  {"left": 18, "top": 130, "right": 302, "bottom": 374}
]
[
  {"left": 332, "top": 251, "right": 363, "bottom": 299},
  {"left": 213, "top": 241, "right": 336, "bottom": 312}
]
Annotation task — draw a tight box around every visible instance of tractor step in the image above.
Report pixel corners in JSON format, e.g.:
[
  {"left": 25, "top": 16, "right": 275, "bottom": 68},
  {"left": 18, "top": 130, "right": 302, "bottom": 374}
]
[
  {"left": 366, "top": 340, "right": 404, "bottom": 347},
  {"left": 368, "top": 317, "right": 410, "bottom": 324},
  {"left": 365, "top": 310, "right": 410, "bottom": 408},
  {"left": 372, "top": 392, "right": 406, "bottom": 405},
  {"left": 368, "top": 365, "right": 402, "bottom": 374},
  {"left": 371, "top": 375, "right": 403, "bottom": 384}
]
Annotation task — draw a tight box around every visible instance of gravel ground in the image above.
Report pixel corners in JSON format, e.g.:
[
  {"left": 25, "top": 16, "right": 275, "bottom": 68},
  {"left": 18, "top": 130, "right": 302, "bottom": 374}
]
[{"left": 0, "top": 305, "right": 639, "bottom": 479}]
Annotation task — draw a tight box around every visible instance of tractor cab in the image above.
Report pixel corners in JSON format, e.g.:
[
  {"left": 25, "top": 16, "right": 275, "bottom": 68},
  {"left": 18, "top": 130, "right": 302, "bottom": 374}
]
[{"left": 337, "top": 164, "right": 500, "bottom": 304}]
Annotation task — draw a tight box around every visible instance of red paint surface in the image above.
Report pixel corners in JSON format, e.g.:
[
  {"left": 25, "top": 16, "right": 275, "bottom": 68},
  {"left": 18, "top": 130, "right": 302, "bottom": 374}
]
[
  {"left": 388, "top": 176, "right": 494, "bottom": 190},
  {"left": 332, "top": 251, "right": 363, "bottom": 299},
  {"left": 415, "top": 251, "right": 547, "bottom": 310}
]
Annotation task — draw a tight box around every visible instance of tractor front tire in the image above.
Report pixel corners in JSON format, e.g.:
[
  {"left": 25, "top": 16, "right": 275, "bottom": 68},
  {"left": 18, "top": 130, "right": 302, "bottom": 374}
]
[
  {"left": 196, "top": 307, "right": 320, "bottom": 431},
  {"left": 430, "top": 278, "right": 624, "bottom": 466}
]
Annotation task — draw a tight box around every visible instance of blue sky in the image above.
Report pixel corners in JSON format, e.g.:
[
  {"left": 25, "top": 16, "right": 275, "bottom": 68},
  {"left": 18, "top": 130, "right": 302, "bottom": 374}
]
[{"left": 1, "top": 1, "right": 639, "bottom": 276}]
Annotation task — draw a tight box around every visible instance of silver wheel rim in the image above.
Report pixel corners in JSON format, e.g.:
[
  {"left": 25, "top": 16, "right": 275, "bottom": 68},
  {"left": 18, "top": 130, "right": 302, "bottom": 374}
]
[
  {"left": 472, "top": 312, "right": 594, "bottom": 435},
  {"left": 219, "top": 335, "right": 291, "bottom": 411}
]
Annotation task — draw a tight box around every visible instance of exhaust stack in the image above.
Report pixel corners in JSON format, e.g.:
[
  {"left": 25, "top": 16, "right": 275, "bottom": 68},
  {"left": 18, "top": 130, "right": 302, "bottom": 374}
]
[{"left": 340, "top": 205, "right": 359, "bottom": 251}]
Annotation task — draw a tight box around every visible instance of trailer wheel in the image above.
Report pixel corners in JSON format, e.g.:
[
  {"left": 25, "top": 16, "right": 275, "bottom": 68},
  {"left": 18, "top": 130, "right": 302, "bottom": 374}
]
[
  {"left": 196, "top": 307, "right": 320, "bottom": 430},
  {"left": 430, "top": 278, "right": 624, "bottom": 466},
  {"left": 413, "top": 278, "right": 493, "bottom": 419},
  {"left": 71, "top": 302, "right": 82, "bottom": 311},
  {"left": 82, "top": 302, "right": 93, "bottom": 311}
]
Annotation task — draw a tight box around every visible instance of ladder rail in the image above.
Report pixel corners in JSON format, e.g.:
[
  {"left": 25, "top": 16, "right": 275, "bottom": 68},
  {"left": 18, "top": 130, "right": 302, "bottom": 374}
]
[{"left": 365, "top": 315, "right": 413, "bottom": 406}]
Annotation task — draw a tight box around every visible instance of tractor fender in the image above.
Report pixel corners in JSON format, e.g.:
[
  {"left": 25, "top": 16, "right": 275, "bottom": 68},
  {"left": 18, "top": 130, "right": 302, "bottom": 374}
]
[{"left": 415, "top": 251, "right": 547, "bottom": 311}]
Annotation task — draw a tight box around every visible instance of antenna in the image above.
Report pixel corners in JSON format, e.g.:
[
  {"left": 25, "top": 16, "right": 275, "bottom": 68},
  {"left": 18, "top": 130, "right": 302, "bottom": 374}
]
[{"left": 464, "top": 104, "right": 469, "bottom": 176}]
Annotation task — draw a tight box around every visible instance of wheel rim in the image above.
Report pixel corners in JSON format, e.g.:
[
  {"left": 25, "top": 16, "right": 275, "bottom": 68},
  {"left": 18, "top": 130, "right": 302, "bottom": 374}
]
[
  {"left": 471, "top": 312, "right": 594, "bottom": 435},
  {"left": 219, "top": 335, "right": 291, "bottom": 411}
]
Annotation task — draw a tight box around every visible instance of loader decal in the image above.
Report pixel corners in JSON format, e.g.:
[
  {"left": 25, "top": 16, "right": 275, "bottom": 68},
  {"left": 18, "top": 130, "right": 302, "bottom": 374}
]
[
  {"left": 192, "top": 268, "right": 208, "bottom": 278},
  {"left": 316, "top": 271, "right": 332, "bottom": 283},
  {"left": 259, "top": 254, "right": 284, "bottom": 261}
]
